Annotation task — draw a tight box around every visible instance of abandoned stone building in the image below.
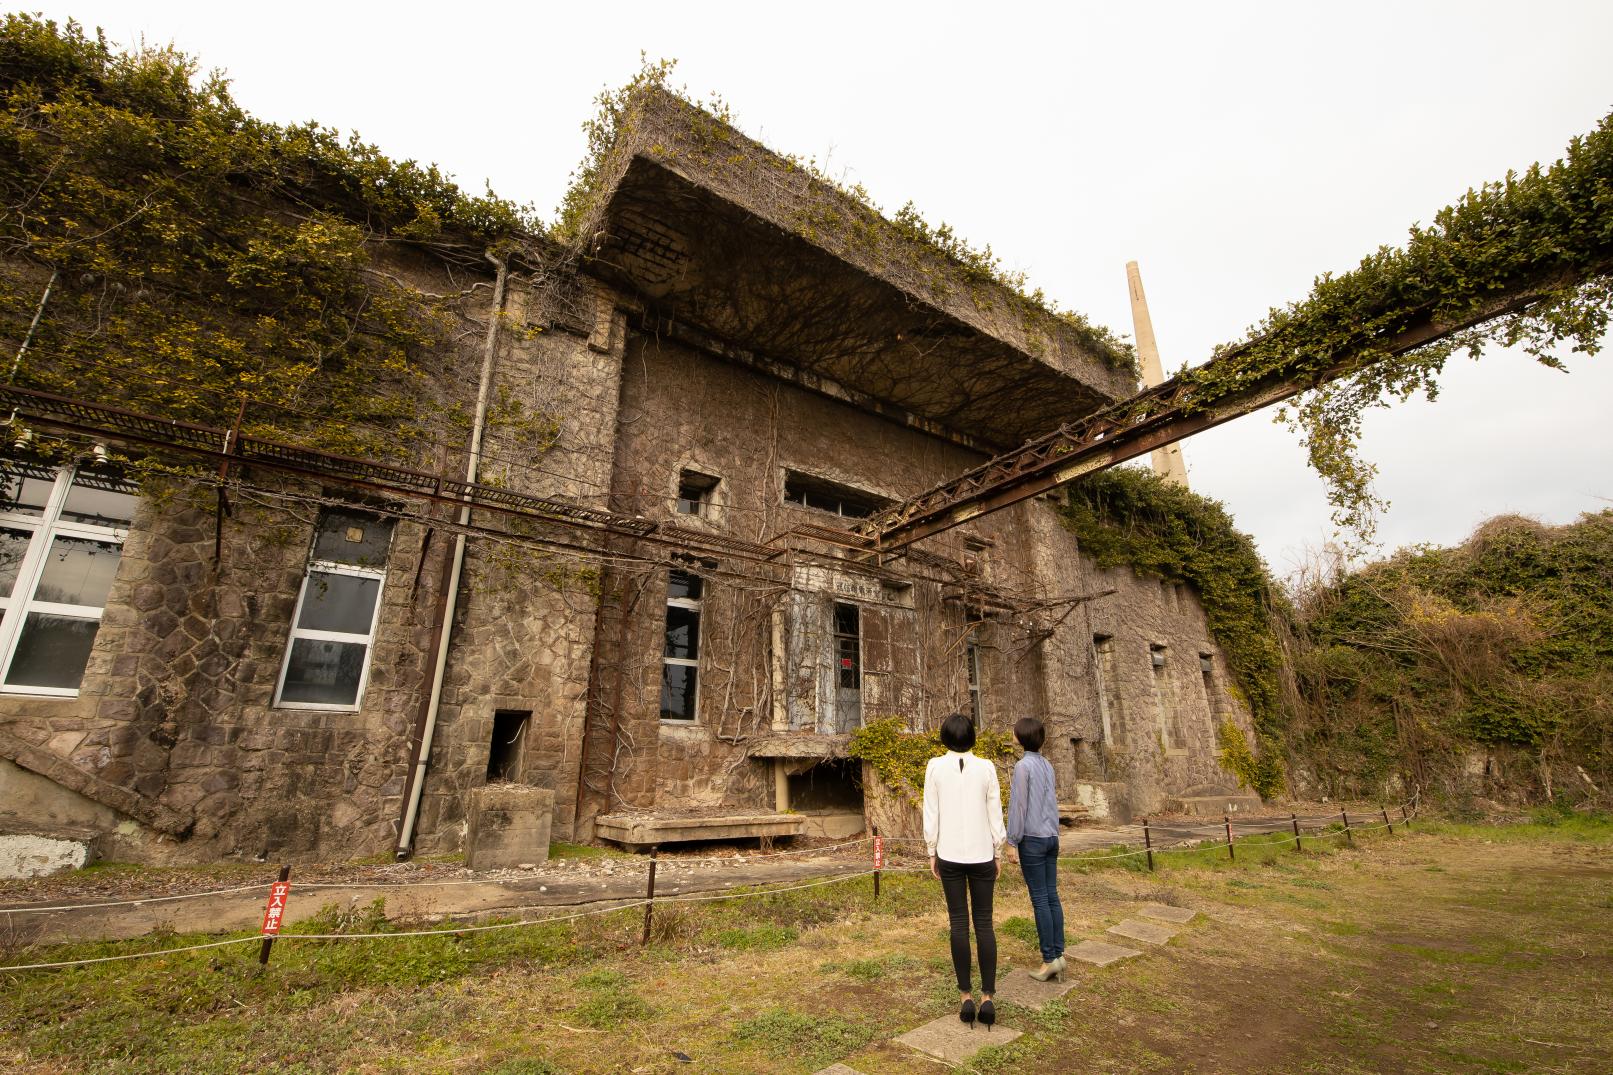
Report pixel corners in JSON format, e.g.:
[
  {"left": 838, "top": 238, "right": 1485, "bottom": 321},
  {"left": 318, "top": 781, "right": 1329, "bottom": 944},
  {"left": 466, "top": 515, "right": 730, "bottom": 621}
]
[{"left": 0, "top": 87, "right": 1265, "bottom": 868}]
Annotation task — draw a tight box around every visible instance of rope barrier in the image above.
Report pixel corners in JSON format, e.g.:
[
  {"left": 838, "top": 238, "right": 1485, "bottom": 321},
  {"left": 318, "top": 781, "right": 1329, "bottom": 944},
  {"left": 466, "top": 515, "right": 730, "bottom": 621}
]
[
  {"left": 0, "top": 882, "right": 268, "bottom": 916},
  {"left": 0, "top": 936, "right": 259, "bottom": 972},
  {"left": 0, "top": 838, "right": 876, "bottom": 914},
  {"left": 1, "top": 794, "right": 1429, "bottom": 973}
]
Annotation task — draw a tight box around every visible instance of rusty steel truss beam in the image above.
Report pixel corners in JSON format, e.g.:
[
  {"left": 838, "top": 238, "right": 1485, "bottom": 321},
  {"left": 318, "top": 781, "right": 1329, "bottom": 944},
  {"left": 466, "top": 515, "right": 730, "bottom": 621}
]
[{"left": 858, "top": 263, "right": 1610, "bottom": 551}]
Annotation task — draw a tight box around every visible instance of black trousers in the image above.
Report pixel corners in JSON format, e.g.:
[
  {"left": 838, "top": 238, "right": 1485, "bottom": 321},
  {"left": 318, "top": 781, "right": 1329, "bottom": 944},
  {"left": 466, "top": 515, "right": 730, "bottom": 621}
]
[{"left": 936, "top": 857, "right": 997, "bottom": 994}]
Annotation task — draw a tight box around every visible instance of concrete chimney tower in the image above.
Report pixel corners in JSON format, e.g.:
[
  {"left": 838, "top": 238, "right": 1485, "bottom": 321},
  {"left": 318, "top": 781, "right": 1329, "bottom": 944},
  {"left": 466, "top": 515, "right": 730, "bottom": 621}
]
[{"left": 1126, "top": 260, "right": 1190, "bottom": 488}]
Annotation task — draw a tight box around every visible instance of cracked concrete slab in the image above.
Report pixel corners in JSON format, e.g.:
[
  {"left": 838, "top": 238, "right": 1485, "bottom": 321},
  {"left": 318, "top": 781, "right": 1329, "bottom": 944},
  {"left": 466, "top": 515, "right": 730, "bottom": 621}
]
[
  {"left": 1067, "top": 938, "right": 1143, "bottom": 966},
  {"left": 895, "top": 1013, "right": 1022, "bottom": 1062},
  {"left": 1138, "top": 903, "right": 1198, "bottom": 924},
  {"left": 1108, "top": 917, "right": 1180, "bottom": 945},
  {"left": 995, "top": 966, "right": 1078, "bottom": 1006}
]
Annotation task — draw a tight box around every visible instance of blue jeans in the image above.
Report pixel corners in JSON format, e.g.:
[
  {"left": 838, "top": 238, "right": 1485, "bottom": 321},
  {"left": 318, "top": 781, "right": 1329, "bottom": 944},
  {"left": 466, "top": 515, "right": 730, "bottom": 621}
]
[{"left": 1018, "top": 834, "right": 1064, "bottom": 962}]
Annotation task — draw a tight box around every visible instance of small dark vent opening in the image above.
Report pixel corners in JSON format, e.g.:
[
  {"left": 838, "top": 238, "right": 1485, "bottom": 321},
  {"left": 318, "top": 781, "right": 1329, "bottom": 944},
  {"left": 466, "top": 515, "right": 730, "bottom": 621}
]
[{"left": 486, "top": 710, "right": 531, "bottom": 782}]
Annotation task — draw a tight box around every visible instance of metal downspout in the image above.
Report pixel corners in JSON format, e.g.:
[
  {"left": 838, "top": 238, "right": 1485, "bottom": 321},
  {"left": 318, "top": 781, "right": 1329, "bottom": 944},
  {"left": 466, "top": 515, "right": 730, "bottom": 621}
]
[{"left": 395, "top": 253, "right": 508, "bottom": 858}]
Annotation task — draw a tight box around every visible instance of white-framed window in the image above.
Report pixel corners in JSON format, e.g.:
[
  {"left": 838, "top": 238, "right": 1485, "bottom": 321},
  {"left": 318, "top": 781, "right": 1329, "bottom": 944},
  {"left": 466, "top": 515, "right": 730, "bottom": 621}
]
[
  {"left": 0, "top": 464, "right": 137, "bottom": 696},
  {"left": 274, "top": 509, "right": 395, "bottom": 711},
  {"left": 660, "top": 569, "right": 702, "bottom": 721}
]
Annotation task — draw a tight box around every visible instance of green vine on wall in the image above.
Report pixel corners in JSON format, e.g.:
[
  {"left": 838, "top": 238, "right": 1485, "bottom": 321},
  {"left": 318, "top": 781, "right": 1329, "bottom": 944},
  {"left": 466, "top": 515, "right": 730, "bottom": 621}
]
[
  {"left": 0, "top": 15, "right": 535, "bottom": 464},
  {"left": 1060, "top": 467, "right": 1287, "bottom": 798},
  {"left": 847, "top": 716, "right": 1018, "bottom": 807}
]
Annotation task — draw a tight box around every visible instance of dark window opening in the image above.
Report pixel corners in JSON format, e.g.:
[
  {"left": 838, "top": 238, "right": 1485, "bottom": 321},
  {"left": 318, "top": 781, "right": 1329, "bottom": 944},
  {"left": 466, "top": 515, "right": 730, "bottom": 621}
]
[
  {"left": 782, "top": 471, "right": 890, "bottom": 520},
  {"left": 486, "top": 710, "right": 530, "bottom": 782},
  {"left": 787, "top": 759, "right": 864, "bottom": 812},
  {"left": 676, "top": 471, "right": 719, "bottom": 516},
  {"left": 662, "top": 570, "right": 702, "bottom": 721},
  {"left": 834, "top": 602, "right": 860, "bottom": 689},
  {"left": 312, "top": 509, "right": 396, "bottom": 568}
]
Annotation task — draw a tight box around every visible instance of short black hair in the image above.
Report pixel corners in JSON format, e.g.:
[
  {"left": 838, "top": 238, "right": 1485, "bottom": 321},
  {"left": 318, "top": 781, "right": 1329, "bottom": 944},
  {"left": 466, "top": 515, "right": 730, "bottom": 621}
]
[
  {"left": 1014, "top": 716, "right": 1046, "bottom": 752},
  {"left": 939, "top": 712, "right": 976, "bottom": 753}
]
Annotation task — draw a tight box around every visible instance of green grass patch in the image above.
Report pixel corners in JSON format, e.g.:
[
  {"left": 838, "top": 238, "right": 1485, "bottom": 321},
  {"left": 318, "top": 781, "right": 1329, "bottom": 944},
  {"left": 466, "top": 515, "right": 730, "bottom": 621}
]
[
  {"left": 999, "top": 916, "right": 1039, "bottom": 947},
  {"left": 711, "top": 924, "right": 798, "bottom": 950},
  {"left": 729, "top": 1008, "right": 877, "bottom": 1068}
]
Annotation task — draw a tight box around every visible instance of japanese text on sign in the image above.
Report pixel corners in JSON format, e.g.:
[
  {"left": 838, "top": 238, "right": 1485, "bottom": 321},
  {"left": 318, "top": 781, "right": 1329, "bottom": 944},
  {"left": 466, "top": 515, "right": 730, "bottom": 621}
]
[{"left": 260, "top": 880, "right": 292, "bottom": 936}]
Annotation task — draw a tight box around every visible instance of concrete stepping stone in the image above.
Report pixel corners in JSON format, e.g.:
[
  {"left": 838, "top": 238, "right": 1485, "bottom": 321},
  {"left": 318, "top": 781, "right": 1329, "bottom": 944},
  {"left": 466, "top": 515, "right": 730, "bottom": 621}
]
[
  {"left": 894, "top": 1013, "right": 1023, "bottom": 1063},
  {"left": 995, "top": 965, "right": 1079, "bottom": 1005},
  {"left": 1108, "top": 917, "right": 1179, "bottom": 945},
  {"left": 1066, "top": 938, "right": 1143, "bottom": 966},
  {"left": 1138, "top": 903, "right": 1198, "bottom": 925},
  {"left": 813, "top": 1066, "right": 867, "bottom": 1075}
]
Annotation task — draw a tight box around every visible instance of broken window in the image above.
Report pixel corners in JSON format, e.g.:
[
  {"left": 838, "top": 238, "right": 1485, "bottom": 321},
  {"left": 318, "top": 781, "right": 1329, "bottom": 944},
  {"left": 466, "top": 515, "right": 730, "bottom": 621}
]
[
  {"left": 661, "top": 569, "right": 703, "bottom": 721},
  {"left": 675, "top": 470, "right": 719, "bottom": 517},
  {"left": 829, "top": 601, "right": 862, "bottom": 732},
  {"left": 834, "top": 602, "right": 860, "bottom": 689},
  {"left": 782, "top": 471, "right": 890, "bottom": 520},
  {"left": 486, "top": 710, "right": 531, "bottom": 782},
  {"left": 276, "top": 509, "right": 395, "bottom": 709},
  {"left": 0, "top": 464, "right": 137, "bottom": 695}
]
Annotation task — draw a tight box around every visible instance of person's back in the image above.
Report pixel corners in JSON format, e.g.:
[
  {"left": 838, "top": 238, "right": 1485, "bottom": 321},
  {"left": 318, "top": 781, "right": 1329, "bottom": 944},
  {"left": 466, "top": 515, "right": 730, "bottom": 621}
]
[
  {"left": 922, "top": 713, "right": 1005, "bottom": 1031},
  {"left": 923, "top": 750, "right": 1003, "bottom": 864}
]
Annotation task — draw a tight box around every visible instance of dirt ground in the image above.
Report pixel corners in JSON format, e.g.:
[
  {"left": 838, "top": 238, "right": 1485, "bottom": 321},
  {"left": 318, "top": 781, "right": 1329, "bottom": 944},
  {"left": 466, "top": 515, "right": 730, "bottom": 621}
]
[{"left": 2, "top": 818, "right": 1609, "bottom": 1074}]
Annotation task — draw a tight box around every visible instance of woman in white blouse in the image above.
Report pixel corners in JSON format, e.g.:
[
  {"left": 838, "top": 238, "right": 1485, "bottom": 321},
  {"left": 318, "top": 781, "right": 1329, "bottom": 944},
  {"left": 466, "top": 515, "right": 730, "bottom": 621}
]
[{"left": 922, "top": 712, "right": 1008, "bottom": 1030}]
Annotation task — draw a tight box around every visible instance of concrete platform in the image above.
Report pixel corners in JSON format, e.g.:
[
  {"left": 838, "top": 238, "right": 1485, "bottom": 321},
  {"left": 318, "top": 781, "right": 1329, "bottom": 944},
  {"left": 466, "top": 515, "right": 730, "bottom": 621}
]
[
  {"left": 1108, "top": 918, "right": 1180, "bottom": 945},
  {"left": 1164, "top": 792, "right": 1265, "bottom": 816},
  {"left": 594, "top": 812, "right": 805, "bottom": 850},
  {"left": 1138, "top": 903, "right": 1198, "bottom": 925},
  {"left": 895, "top": 1013, "right": 1022, "bottom": 1063},
  {"left": 1066, "top": 939, "right": 1143, "bottom": 966},
  {"left": 995, "top": 965, "right": 1078, "bottom": 1006}
]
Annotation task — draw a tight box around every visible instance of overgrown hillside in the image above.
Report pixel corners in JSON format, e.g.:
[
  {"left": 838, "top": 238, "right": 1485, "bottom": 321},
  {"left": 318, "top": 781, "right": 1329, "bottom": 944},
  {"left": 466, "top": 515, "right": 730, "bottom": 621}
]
[
  {"left": 1064, "top": 470, "right": 1613, "bottom": 810},
  {"left": 1287, "top": 511, "right": 1613, "bottom": 808}
]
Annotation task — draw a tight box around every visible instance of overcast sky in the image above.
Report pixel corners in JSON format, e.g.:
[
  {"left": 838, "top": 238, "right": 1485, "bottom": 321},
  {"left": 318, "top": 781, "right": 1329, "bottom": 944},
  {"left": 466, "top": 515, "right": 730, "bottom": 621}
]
[{"left": 19, "top": 1, "right": 1613, "bottom": 577}]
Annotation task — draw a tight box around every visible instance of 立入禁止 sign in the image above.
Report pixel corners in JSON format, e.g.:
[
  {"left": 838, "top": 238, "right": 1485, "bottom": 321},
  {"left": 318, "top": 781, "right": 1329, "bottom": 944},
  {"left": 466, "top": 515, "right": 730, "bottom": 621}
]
[{"left": 260, "top": 880, "right": 292, "bottom": 936}]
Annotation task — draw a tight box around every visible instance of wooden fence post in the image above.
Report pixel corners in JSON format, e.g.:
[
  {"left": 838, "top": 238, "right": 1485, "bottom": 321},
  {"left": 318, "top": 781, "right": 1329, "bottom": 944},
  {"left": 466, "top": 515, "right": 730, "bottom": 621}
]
[{"left": 640, "top": 846, "right": 659, "bottom": 947}]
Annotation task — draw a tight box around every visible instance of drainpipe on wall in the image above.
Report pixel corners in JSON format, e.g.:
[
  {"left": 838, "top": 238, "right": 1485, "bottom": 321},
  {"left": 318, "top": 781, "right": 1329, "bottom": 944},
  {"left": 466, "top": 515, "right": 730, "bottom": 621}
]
[{"left": 395, "top": 252, "right": 508, "bottom": 859}]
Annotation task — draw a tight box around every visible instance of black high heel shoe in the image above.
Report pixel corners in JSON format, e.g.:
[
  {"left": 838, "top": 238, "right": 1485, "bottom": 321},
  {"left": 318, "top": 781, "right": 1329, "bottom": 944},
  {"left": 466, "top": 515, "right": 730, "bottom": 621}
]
[
  {"left": 977, "top": 998, "right": 996, "bottom": 1031},
  {"left": 959, "top": 997, "right": 976, "bottom": 1029}
]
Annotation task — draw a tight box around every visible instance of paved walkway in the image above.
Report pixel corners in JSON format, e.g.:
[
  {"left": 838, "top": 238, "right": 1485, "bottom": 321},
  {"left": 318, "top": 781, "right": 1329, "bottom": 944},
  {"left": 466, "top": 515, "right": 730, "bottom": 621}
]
[{"left": 818, "top": 901, "right": 1202, "bottom": 1071}]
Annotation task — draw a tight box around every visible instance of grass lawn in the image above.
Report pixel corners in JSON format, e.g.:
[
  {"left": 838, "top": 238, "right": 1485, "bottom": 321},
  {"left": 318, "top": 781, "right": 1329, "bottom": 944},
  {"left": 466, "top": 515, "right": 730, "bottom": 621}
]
[{"left": 3, "top": 813, "right": 1609, "bottom": 1074}]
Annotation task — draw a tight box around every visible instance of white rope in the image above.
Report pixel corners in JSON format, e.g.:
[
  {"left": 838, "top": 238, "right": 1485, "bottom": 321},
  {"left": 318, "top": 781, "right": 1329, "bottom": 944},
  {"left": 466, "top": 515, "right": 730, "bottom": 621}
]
[
  {"left": 0, "top": 935, "right": 258, "bottom": 972},
  {"left": 0, "top": 882, "right": 267, "bottom": 916}
]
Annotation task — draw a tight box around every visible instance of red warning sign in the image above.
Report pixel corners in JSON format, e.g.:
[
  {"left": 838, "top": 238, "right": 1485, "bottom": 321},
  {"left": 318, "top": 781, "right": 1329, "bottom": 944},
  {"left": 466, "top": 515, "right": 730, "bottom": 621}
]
[
  {"left": 260, "top": 880, "right": 292, "bottom": 936},
  {"left": 872, "top": 835, "right": 885, "bottom": 870}
]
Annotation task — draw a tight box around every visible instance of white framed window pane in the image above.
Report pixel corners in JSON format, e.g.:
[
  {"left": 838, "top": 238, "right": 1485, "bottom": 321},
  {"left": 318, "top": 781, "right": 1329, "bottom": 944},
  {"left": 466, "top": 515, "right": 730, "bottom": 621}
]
[
  {"left": 280, "top": 638, "right": 367, "bottom": 705},
  {"left": 0, "top": 468, "right": 56, "bottom": 517},
  {"left": 660, "top": 663, "right": 697, "bottom": 720},
  {"left": 32, "top": 536, "right": 121, "bottom": 607},
  {"left": 6, "top": 612, "right": 99, "bottom": 689},
  {"left": 60, "top": 476, "right": 138, "bottom": 527},
  {"left": 0, "top": 528, "right": 32, "bottom": 596},
  {"left": 296, "top": 571, "right": 380, "bottom": 634},
  {"left": 664, "top": 605, "right": 700, "bottom": 659}
]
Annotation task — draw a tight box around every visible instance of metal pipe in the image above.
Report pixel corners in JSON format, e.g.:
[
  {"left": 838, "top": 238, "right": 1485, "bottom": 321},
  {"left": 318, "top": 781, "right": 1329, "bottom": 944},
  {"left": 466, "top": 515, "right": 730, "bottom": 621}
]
[
  {"left": 6, "top": 268, "right": 56, "bottom": 429},
  {"left": 396, "top": 253, "right": 508, "bottom": 858}
]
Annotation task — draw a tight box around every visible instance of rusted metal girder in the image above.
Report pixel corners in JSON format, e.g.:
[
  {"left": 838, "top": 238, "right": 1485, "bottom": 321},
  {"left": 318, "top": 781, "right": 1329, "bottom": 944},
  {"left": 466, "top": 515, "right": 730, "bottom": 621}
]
[{"left": 857, "top": 265, "right": 1607, "bottom": 552}]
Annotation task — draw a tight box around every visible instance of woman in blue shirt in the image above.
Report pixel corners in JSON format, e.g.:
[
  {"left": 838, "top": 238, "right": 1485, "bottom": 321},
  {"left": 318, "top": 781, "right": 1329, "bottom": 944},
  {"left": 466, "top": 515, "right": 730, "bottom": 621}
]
[{"left": 1006, "top": 716, "right": 1065, "bottom": 981}]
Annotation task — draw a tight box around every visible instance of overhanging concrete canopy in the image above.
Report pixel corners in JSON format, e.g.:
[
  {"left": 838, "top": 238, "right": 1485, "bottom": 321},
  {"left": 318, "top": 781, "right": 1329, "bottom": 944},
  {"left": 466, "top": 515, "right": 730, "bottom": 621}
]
[{"left": 579, "top": 89, "right": 1138, "bottom": 449}]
